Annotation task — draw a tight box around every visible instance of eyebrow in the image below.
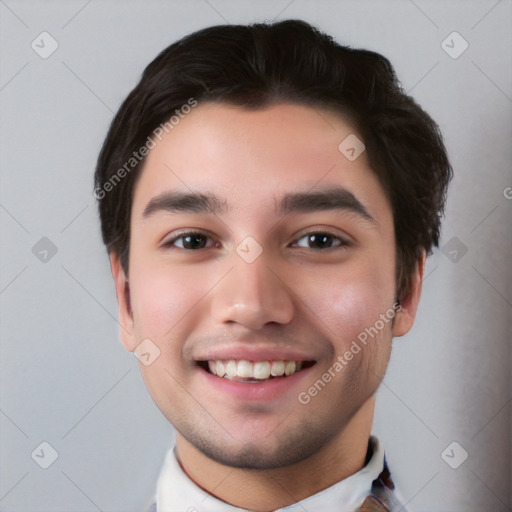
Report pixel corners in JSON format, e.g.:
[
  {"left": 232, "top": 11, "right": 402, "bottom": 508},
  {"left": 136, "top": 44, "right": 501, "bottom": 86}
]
[
  {"left": 142, "top": 187, "right": 375, "bottom": 223},
  {"left": 278, "top": 187, "right": 375, "bottom": 222},
  {"left": 143, "top": 191, "right": 229, "bottom": 217}
]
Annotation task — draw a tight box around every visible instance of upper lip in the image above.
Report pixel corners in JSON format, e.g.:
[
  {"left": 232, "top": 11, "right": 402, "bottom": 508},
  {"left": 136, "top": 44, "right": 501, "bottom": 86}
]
[{"left": 195, "top": 345, "right": 317, "bottom": 363}]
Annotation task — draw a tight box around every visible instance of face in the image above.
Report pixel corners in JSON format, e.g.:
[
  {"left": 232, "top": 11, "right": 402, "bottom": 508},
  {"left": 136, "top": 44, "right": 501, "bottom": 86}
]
[{"left": 111, "top": 103, "right": 423, "bottom": 469}]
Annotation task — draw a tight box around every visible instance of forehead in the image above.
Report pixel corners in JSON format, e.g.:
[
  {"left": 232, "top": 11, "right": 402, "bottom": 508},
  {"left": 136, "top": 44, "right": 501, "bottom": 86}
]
[{"left": 131, "top": 102, "right": 391, "bottom": 224}]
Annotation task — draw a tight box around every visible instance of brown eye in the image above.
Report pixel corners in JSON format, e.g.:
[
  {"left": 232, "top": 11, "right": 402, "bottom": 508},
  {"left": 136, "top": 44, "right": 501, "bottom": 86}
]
[
  {"left": 165, "top": 232, "right": 215, "bottom": 250},
  {"left": 294, "top": 232, "right": 349, "bottom": 250}
]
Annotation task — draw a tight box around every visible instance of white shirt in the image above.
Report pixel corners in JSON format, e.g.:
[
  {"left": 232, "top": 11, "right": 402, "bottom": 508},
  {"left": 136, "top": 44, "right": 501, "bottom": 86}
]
[{"left": 154, "top": 435, "right": 384, "bottom": 512}]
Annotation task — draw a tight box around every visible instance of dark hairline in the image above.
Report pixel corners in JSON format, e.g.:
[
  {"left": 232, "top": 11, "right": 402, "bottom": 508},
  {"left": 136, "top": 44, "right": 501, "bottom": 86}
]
[{"left": 95, "top": 19, "right": 453, "bottom": 300}]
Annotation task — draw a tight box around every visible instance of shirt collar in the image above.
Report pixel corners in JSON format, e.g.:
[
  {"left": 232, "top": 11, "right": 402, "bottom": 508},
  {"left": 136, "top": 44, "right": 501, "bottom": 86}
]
[{"left": 155, "top": 435, "right": 384, "bottom": 512}]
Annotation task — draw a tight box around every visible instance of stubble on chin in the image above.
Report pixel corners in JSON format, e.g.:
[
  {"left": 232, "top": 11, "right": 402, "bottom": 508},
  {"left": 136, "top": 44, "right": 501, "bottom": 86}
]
[{"left": 179, "top": 415, "right": 336, "bottom": 470}]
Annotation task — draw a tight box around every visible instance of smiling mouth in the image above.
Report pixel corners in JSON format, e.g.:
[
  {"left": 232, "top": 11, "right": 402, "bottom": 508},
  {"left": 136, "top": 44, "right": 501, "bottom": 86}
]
[{"left": 197, "top": 359, "right": 315, "bottom": 382}]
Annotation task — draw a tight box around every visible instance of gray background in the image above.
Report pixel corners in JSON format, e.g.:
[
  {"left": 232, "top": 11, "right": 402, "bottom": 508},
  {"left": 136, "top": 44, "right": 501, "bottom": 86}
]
[{"left": 0, "top": 0, "right": 511, "bottom": 511}]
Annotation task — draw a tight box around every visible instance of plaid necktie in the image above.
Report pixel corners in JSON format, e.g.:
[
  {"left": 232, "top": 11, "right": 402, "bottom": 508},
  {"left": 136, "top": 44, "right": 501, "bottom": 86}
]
[{"left": 356, "top": 456, "right": 408, "bottom": 512}]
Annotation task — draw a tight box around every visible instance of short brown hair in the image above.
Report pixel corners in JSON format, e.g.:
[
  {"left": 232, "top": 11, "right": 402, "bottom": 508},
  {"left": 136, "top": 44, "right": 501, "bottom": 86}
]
[{"left": 94, "top": 19, "right": 452, "bottom": 300}]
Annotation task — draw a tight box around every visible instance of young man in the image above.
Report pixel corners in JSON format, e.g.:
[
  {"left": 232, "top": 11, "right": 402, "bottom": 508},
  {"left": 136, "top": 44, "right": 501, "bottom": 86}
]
[{"left": 94, "top": 20, "right": 452, "bottom": 512}]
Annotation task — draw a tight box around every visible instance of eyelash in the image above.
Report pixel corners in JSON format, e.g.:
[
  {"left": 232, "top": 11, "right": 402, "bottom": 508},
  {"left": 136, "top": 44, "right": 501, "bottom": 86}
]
[{"left": 163, "top": 230, "right": 352, "bottom": 251}]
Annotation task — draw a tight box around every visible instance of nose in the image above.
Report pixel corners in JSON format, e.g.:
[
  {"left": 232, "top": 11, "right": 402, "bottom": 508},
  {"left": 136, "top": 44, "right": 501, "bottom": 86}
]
[{"left": 210, "top": 253, "right": 294, "bottom": 330}]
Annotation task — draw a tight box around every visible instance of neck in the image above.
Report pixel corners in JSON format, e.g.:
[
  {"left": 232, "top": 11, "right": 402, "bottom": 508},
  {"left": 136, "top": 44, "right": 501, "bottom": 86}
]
[{"left": 175, "top": 397, "right": 376, "bottom": 511}]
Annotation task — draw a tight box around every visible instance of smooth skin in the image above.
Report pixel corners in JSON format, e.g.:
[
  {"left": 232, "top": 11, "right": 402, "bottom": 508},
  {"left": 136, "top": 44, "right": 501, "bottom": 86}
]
[{"left": 110, "top": 103, "right": 425, "bottom": 511}]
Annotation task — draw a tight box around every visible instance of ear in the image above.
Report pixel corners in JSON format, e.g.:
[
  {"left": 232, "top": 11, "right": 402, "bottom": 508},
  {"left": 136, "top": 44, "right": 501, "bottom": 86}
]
[
  {"left": 109, "top": 252, "right": 137, "bottom": 352},
  {"left": 392, "top": 251, "right": 426, "bottom": 337}
]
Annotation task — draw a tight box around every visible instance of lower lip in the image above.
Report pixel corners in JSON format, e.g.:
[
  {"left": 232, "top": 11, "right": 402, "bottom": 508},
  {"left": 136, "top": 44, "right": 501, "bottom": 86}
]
[{"left": 197, "top": 365, "right": 315, "bottom": 402}]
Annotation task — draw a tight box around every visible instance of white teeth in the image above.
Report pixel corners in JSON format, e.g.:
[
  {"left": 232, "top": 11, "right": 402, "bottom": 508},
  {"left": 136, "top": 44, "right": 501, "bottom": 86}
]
[
  {"left": 225, "top": 360, "right": 237, "bottom": 378},
  {"left": 253, "top": 361, "right": 271, "bottom": 379},
  {"left": 205, "top": 359, "right": 306, "bottom": 380},
  {"left": 215, "top": 360, "right": 226, "bottom": 378},
  {"left": 284, "top": 361, "right": 296, "bottom": 375},
  {"left": 237, "top": 360, "right": 252, "bottom": 378},
  {"left": 270, "top": 361, "right": 285, "bottom": 376}
]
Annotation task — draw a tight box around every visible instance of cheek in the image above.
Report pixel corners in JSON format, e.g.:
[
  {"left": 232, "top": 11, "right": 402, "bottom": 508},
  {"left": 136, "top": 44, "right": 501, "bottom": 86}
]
[
  {"left": 311, "top": 283, "right": 376, "bottom": 342},
  {"left": 129, "top": 263, "right": 208, "bottom": 340},
  {"left": 303, "top": 262, "right": 396, "bottom": 344},
  {"left": 306, "top": 277, "right": 395, "bottom": 396}
]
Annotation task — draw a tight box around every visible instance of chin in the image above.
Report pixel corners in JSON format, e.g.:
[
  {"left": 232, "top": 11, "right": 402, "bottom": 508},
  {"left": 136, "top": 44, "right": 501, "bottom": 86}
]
[{"left": 180, "top": 417, "right": 334, "bottom": 470}]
